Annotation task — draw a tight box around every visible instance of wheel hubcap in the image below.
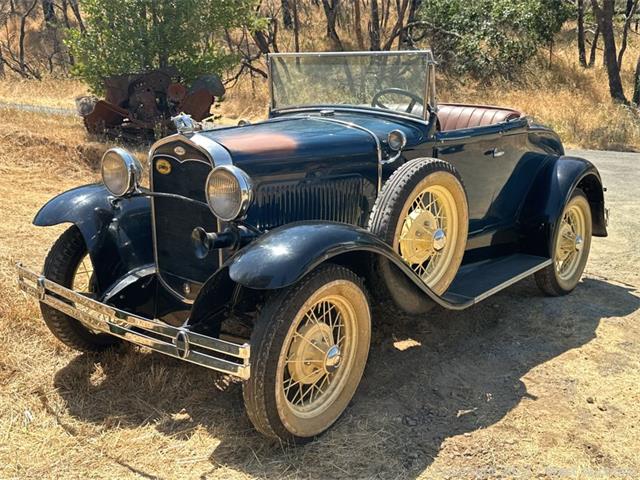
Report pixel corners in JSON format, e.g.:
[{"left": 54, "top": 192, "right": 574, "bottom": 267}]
[
  {"left": 280, "top": 292, "right": 355, "bottom": 413},
  {"left": 555, "top": 204, "right": 587, "bottom": 281},
  {"left": 397, "top": 186, "right": 457, "bottom": 287}
]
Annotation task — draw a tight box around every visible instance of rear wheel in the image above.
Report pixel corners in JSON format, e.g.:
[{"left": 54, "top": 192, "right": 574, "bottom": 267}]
[
  {"left": 243, "top": 264, "right": 371, "bottom": 443},
  {"left": 40, "top": 225, "right": 120, "bottom": 352},
  {"left": 535, "top": 189, "right": 592, "bottom": 296}
]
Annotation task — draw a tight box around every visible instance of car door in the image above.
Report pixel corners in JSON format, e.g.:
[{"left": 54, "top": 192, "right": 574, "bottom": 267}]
[{"left": 434, "top": 119, "right": 529, "bottom": 236}]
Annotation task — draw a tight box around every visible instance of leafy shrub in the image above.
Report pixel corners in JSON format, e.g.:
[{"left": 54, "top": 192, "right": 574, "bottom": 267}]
[
  {"left": 66, "top": 0, "right": 263, "bottom": 94},
  {"left": 417, "top": 0, "right": 573, "bottom": 80}
]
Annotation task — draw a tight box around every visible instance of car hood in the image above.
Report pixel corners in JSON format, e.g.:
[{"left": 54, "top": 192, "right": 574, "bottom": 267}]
[{"left": 199, "top": 116, "right": 377, "bottom": 168}]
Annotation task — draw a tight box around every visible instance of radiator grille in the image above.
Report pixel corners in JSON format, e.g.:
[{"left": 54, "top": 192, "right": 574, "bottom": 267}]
[
  {"left": 151, "top": 154, "right": 218, "bottom": 299},
  {"left": 248, "top": 176, "right": 366, "bottom": 230}
]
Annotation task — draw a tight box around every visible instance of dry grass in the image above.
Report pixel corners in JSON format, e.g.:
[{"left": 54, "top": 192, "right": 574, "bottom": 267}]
[
  {"left": 0, "top": 108, "right": 639, "bottom": 479},
  {"left": 0, "top": 78, "right": 87, "bottom": 109}
]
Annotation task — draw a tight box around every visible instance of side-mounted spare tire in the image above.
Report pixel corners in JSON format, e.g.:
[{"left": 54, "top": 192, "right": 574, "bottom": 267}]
[{"left": 368, "top": 158, "right": 469, "bottom": 313}]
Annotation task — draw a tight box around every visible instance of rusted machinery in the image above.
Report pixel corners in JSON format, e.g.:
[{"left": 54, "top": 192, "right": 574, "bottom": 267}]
[{"left": 76, "top": 69, "right": 225, "bottom": 139}]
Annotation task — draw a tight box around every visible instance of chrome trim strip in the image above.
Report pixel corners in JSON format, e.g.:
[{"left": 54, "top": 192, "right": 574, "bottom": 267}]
[
  {"left": 147, "top": 133, "right": 232, "bottom": 304},
  {"left": 16, "top": 263, "right": 250, "bottom": 379},
  {"left": 473, "top": 259, "right": 552, "bottom": 304},
  {"left": 102, "top": 264, "right": 156, "bottom": 303},
  {"left": 190, "top": 133, "right": 233, "bottom": 165},
  {"left": 307, "top": 116, "right": 384, "bottom": 192},
  {"left": 269, "top": 50, "right": 434, "bottom": 58},
  {"left": 274, "top": 106, "right": 430, "bottom": 126}
]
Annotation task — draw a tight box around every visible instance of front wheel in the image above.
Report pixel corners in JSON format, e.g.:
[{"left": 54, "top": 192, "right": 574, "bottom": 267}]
[
  {"left": 40, "top": 225, "right": 120, "bottom": 352},
  {"left": 243, "top": 264, "right": 371, "bottom": 443}
]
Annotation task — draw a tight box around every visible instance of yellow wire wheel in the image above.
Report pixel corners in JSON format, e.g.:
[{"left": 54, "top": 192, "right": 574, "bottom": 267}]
[
  {"left": 368, "top": 158, "right": 468, "bottom": 311},
  {"left": 535, "top": 189, "right": 592, "bottom": 295},
  {"left": 243, "top": 265, "right": 371, "bottom": 442}
]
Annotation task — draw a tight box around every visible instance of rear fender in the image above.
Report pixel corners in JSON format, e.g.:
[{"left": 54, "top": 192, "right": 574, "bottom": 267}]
[
  {"left": 520, "top": 155, "right": 607, "bottom": 257},
  {"left": 33, "top": 184, "right": 153, "bottom": 292}
]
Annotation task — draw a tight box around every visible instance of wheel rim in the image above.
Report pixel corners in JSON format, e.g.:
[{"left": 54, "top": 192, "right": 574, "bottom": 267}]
[
  {"left": 277, "top": 280, "right": 359, "bottom": 420},
  {"left": 555, "top": 203, "right": 587, "bottom": 281},
  {"left": 395, "top": 184, "right": 459, "bottom": 288},
  {"left": 72, "top": 254, "right": 94, "bottom": 293}
]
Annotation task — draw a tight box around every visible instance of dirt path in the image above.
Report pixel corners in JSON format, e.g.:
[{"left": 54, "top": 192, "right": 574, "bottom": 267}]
[{"left": 1, "top": 141, "right": 638, "bottom": 479}]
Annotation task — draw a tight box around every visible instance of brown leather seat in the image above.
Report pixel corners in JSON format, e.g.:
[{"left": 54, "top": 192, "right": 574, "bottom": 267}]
[{"left": 437, "top": 103, "right": 522, "bottom": 131}]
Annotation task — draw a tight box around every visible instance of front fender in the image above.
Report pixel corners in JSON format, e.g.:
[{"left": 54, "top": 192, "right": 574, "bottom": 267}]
[
  {"left": 520, "top": 155, "right": 607, "bottom": 257},
  {"left": 34, "top": 184, "right": 153, "bottom": 291}
]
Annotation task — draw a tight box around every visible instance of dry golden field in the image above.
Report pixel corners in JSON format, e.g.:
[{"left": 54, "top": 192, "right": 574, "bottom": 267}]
[{"left": 1, "top": 31, "right": 640, "bottom": 478}]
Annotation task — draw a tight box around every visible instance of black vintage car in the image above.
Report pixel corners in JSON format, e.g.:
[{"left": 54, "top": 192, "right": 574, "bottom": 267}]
[{"left": 17, "top": 51, "right": 608, "bottom": 443}]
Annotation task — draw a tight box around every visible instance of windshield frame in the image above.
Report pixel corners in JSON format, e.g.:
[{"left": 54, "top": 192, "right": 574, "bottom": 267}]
[{"left": 266, "top": 50, "right": 436, "bottom": 121}]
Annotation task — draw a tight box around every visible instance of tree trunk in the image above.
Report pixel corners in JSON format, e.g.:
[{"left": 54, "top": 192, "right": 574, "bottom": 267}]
[
  {"left": 591, "top": 0, "right": 627, "bottom": 102},
  {"left": 19, "top": 0, "right": 39, "bottom": 77},
  {"left": 292, "top": 0, "right": 300, "bottom": 52},
  {"left": 281, "top": 0, "right": 293, "bottom": 29},
  {"left": 633, "top": 55, "right": 640, "bottom": 105},
  {"left": 354, "top": 0, "right": 365, "bottom": 49},
  {"left": 41, "top": 0, "right": 56, "bottom": 25},
  {"left": 321, "top": 0, "right": 344, "bottom": 50},
  {"left": 588, "top": 25, "right": 600, "bottom": 67},
  {"left": 617, "top": 0, "right": 638, "bottom": 67},
  {"left": 577, "top": 0, "right": 587, "bottom": 67},
  {"left": 400, "top": 0, "right": 421, "bottom": 48},
  {"left": 369, "top": 0, "right": 381, "bottom": 50},
  {"left": 69, "top": 0, "right": 85, "bottom": 33}
]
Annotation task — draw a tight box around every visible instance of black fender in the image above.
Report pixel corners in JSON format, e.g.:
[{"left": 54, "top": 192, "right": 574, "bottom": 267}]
[
  {"left": 520, "top": 155, "right": 607, "bottom": 257},
  {"left": 33, "top": 183, "right": 153, "bottom": 292}
]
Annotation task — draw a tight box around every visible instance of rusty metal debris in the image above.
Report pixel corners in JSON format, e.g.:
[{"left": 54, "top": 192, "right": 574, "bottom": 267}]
[{"left": 75, "top": 69, "right": 225, "bottom": 140}]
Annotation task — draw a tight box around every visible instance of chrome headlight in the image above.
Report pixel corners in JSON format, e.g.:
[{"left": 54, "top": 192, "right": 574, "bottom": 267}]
[
  {"left": 205, "top": 165, "right": 253, "bottom": 221},
  {"left": 387, "top": 129, "right": 407, "bottom": 151},
  {"left": 101, "top": 148, "right": 142, "bottom": 197}
]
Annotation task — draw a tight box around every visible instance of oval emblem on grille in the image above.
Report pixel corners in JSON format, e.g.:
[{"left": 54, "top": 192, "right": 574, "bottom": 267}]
[{"left": 156, "top": 159, "right": 172, "bottom": 175}]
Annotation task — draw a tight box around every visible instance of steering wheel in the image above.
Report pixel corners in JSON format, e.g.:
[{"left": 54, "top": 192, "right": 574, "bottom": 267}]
[{"left": 371, "top": 87, "right": 424, "bottom": 114}]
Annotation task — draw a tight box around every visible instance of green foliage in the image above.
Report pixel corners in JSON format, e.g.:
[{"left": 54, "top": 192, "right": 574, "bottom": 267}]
[
  {"left": 418, "top": 0, "right": 573, "bottom": 79},
  {"left": 66, "top": 0, "right": 264, "bottom": 94}
]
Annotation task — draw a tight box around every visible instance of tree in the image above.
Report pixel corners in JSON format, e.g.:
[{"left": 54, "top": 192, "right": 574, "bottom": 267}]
[
  {"left": 590, "top": 0, "right": 626, "bottom": 102},
  {"left": 577, "top": 0, "right": 587, "bottom": 67},
  {"left": 415, "top": 0, "right": 572, "bottom": 80},
  {"left": 66, "top": 0, "right": 262, "bottom": 94}
]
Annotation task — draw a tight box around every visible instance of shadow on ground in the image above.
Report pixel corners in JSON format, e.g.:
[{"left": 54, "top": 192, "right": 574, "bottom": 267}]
[{"left": 53, "top": 277, "right": 640, "bottom": 479}]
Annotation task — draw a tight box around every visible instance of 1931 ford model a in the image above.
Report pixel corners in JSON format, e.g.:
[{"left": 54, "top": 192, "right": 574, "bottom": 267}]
[{"left": 17, "top": 51, "right": 608, "bottom": 443}]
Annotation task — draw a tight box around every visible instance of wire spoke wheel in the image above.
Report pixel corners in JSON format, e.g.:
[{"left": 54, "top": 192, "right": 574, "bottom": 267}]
[
  {"left": 535, "top": 189, "right": 592, "bottom": 296},
  {"left": 72, "top": 254, "right": 95, "bottom": 293},
  {"left": 279, "top": 291, "right": 355, "bottom": 415},
  {"left": 396, "top": 185, "right": 458, "bottom": 288},
  {"left": 555, "top": 205, "right": 587, "bottom": 281},
  {"left": 244, "top": 265, "right": 370, "bottom": 442}
]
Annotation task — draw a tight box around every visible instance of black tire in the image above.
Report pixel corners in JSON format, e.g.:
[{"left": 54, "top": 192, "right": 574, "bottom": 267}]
[
  {"left": 40, "top": 225, "right": 120, "bottom": 352},
  {"left": 243, "top": 264, "right": 371, "bottom": 443},
  {"left": 368, "top": 158, "right": 469, "bottom": 314},
  {"left": 535, "top": 189, "right": 592, "bottom": 296}
]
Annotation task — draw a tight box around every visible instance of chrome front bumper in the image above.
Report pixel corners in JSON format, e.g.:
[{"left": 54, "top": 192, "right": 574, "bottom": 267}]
[{"left": 16, "top": 263, "right": 250, "bottom": 380}]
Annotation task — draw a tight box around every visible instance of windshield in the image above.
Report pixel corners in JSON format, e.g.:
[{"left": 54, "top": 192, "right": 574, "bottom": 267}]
[{"left": 268, "top": 51, "right": 433, "bottom": 119}]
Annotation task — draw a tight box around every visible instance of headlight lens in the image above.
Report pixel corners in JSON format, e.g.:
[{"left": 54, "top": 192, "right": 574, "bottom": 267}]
[
  {"left": 101, "top": 148, "right": 142, "bottom": 196},
  {"left": 205, "top": 165, "right": 252, "bottom": 221},
  {"left": 387, "top": 129, "right": 407, "bottom": 151}
]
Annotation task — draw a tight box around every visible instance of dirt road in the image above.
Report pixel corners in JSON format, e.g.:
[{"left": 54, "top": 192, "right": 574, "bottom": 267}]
[{"left": 1, "top": 141, "right": 638, "bottom": 479}]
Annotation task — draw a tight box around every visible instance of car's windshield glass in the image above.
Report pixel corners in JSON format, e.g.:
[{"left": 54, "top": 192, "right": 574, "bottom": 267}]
[{"left": 269, "top": 51, "right": 431, "bottom": 119}]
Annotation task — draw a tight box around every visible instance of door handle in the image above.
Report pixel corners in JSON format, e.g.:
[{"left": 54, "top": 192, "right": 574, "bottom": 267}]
[{"left": 485, "top": 148, "right": 505, "bottom": 158}]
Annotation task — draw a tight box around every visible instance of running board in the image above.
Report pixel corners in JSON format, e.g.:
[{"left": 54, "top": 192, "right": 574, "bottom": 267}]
[{"left": 442, "top": 254, "right": 552, "bottom": 306}]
